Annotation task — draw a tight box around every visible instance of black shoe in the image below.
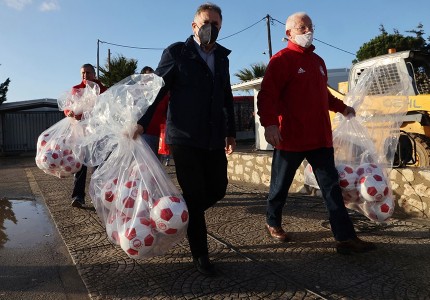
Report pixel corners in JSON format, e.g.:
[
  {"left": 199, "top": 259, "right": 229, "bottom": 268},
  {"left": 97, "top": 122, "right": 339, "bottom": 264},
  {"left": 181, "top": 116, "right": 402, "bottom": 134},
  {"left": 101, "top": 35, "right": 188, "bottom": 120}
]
[
  {"left": 336, "top": 237, "right": 377, "bottom": 254},
  {"left": 71, "top": 197, "right": 85, "bottom": 208},
  {"left": 193, "top": 255, "right": 216, "bottom": 277}
]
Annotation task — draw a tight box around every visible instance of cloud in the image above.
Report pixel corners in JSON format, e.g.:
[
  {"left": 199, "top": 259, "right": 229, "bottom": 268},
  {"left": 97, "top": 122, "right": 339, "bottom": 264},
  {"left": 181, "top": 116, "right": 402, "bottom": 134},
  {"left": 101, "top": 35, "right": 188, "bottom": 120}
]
[
  {"left": 3, "top": 0, "right": 32, "bottom": 10},
  {"left": 39, "top": 0, "right": 59, "bottom": 11}
]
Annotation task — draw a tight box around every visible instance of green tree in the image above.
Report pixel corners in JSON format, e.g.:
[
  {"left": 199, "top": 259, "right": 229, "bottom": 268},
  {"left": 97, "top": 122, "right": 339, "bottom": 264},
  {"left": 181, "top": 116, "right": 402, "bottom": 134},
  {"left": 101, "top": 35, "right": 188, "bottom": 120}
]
[
  {"left": 0, "top": 78, "right": 11, "bottom": 105},
  {"left": 234, "top": 62, "right": 267, "bottom": 82},
  {"left": 99, "top": 54, "right": 138, "bottom": 87},
  {"left": 354, "top": 24, "right": 429, "bottom": 63}
]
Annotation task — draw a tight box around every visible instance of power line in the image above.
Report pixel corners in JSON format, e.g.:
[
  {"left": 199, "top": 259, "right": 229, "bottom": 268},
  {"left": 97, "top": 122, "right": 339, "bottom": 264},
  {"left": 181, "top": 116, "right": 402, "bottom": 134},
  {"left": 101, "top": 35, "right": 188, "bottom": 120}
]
[
  {"left": 312, "top": 38, "right": 356, "bottom": 56},
  {"left": 271, "top": 17, "right": 356, "bottom": 56},
  {"left": 96, "top": 14, "right": 356, "bottom": 74},
  {"left": 98, "top": 17, "right": 266, "bottom": 50},
  {"left": 98, "top": 40, "right": 164, "bottom": 50},
  {"left": 218, "top": 17, "right": 266, "bottom": 41}
]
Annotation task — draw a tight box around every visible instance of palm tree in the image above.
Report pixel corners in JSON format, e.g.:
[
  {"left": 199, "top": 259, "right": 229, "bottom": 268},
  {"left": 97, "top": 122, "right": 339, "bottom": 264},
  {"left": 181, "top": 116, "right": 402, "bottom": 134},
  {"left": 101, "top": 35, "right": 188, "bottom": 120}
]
[
  {"left": 0, "top": 78, "right": 11, "bottom": 105},
  {"left": 99, "top": 54, "right": 138, "bottom": 88},
  {"left": 234, "top": 62, "right": 267, "bottom": 82}
]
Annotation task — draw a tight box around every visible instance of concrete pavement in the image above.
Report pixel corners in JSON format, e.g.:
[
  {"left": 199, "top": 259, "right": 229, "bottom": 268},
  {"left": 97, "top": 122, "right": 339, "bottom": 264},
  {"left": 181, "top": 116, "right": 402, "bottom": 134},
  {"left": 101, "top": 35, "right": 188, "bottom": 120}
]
[
  {"left": 2, "top": 155, "right": 430, "bottom": 299},
  {"left": 0, "top": 156, "right": 89, "bottom": 300}
]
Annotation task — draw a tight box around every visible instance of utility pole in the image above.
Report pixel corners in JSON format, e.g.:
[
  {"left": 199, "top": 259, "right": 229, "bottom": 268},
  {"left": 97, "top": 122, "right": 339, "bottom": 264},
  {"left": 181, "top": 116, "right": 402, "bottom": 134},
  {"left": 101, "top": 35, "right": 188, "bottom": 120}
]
[
  {"left": 266, "top": 14, "right": 273, "bottom": 58},
  {"left": 97, "top": 39, "right": 100, "bottom": 78},
  {"left": 108, "top": 49, "right": 111, "bottom": 71}
]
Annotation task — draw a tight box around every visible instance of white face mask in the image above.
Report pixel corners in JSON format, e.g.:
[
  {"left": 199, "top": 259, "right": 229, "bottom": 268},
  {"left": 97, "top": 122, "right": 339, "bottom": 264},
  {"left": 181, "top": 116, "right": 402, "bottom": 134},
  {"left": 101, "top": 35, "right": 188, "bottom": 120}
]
[{"left": 294, "top": 31, "right": 313, "bottom": 48}]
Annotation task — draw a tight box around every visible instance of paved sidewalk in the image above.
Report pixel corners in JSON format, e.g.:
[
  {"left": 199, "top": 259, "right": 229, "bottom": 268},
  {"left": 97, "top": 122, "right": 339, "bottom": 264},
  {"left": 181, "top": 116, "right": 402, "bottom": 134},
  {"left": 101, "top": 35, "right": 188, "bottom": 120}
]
[{"left": 10, "top": 156, "right": 430, "bottom": 299}]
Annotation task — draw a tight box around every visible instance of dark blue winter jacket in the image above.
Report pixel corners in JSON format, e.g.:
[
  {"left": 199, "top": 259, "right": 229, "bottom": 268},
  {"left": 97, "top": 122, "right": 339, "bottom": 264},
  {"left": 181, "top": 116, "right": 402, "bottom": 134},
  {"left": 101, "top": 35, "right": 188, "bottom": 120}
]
[{"left": 137, "top": 36, "right": 236, "bottom": 150}]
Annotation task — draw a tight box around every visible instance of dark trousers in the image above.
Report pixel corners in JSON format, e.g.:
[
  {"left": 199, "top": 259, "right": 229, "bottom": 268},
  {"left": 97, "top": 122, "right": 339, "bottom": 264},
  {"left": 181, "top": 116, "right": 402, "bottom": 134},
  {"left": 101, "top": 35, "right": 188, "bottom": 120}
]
[
  {"left": 71, "top": 165, "right": 87, "bottom": 200},
  {"left": 170, "top": 145, "right": 228, "bottom": 258},
  {"left": 266, "top": 147, "right": 357, "bottom": 241}
]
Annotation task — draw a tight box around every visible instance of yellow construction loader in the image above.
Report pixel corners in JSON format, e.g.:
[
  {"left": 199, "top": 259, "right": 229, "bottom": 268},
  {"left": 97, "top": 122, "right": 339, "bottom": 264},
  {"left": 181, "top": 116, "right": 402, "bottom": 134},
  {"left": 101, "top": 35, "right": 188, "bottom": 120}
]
[{"left": 329, "top": 49, "right": 430, "bottom": 167}]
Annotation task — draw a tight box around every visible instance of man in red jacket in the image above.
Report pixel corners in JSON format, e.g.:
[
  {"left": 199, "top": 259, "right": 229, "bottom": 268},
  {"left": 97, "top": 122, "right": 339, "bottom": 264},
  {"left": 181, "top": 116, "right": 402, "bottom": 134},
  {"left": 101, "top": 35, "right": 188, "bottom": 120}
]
[
  {"left": 257, "top": 12, "right": 376, "bottom": 254},
  {"left": 66, "top": 64, "right": 106, "bottom": 208}
]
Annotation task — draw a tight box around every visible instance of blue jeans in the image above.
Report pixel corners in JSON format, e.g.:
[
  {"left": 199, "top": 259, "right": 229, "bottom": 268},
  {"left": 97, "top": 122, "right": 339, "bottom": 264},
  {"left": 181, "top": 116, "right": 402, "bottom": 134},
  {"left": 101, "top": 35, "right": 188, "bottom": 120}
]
[{"left": 266, "top": 147, "right": 357, "bottom": 241}]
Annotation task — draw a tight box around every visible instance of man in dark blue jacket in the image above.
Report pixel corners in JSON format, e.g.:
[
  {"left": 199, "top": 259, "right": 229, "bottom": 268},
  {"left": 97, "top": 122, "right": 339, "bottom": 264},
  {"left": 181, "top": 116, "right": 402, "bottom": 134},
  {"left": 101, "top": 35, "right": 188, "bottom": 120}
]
[{"left": 135, "top": 3, "right": 236, "bottom": 276}]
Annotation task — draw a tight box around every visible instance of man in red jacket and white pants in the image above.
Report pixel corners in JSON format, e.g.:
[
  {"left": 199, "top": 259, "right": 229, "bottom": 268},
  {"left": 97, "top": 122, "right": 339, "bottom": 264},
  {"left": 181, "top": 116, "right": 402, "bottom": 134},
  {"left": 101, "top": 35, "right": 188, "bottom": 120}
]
[
  {"left": 65, "top": 64, "right": 107, "bottom": 208},
  {"left": 257, "top": 12, "right": 376, "bottom": 254}
]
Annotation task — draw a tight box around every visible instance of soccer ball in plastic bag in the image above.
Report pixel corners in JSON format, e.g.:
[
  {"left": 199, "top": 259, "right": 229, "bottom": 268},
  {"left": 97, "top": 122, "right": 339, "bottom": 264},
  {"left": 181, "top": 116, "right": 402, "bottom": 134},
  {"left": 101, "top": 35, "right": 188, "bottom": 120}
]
[
  {"left": 129, "top": 162, "right": 150, "bottom": 180},
  {"left": 35, "top": 151, "right": 51, "bottom": 170},
  {"left": 356, "top": 163, "right": 384, "bottom": 178},
  {"left": 37, "top": 133, "right": 52, "bottom": 149},
  {"left": 44, "top": 149, "right": 63, "bottom": 169},
  {"left": 105, "top": 212, "right": 122, "bottom": 245},
  {"left": 100, "top": 178, "right": 119, "bottom": 209},
  {"left": 363, "top": 196, "right": 395, "bottom": 222},
  {"left": 36, "top": 133, "right": 83, "bottom": 177},
  {"left": 358, "top": 174, "right": 389, "bottom": 202},
  {"left": 115, "top": 179, "right": 142, "bottom": 217},
  {"left": 336, "top": 163, "right": 358, "bottom": 191},
  {"left": 115, "top": 178, "right": 150, "bottom": 218},
  {"left": 119, "top": 218, "right": 156, "bottom": 258},
  {"left": 342, "top": 189, "right": 361, "bottom": 205},
  {"left": 61, "top": 150, "right": 83, "bottom": 173},
  {"left": 150, "top": 196, "right": 189, "bottom": 235}
]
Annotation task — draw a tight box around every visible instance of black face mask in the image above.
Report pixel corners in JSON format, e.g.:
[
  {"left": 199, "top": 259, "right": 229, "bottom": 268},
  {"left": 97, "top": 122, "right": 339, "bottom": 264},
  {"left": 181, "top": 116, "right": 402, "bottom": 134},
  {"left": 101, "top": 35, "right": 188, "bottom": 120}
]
[{"left": 198, "top": 23, "right": 219, "bottom": 45}]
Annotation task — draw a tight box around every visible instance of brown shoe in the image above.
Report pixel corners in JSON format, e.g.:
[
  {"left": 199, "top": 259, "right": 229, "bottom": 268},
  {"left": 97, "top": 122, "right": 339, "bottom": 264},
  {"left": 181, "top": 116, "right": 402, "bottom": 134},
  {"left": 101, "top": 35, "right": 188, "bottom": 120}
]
[
  {"left": 266, "top": 224, "right": 289, "bottom": 242},
  {"left": 336, "top": 237, "right": 376, "bottom": 254}
]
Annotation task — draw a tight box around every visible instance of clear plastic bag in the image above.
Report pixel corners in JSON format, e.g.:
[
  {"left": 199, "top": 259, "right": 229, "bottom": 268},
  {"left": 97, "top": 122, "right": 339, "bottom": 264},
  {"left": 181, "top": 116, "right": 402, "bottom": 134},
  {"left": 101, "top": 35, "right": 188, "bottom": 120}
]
[
  {"left": 90, "top": 137, "right": 188, "bottom": 259},
  {"left": 57, "top": 80, "right": 100, "bottom": 119},
  {"left": 35, "top": 117, "right": 85, "bottom": 178},
  {"left": 76, "top": 73, "right": 164, "bottom": 167},
  {"left": 35, "top": 81, "right": 102, "bottom": 178},
  {"left": 305, "top": 60, "right": 410, "bottom": 222},
  {"left": 79, "top": 73, "right": 188, "bottom": 259}
]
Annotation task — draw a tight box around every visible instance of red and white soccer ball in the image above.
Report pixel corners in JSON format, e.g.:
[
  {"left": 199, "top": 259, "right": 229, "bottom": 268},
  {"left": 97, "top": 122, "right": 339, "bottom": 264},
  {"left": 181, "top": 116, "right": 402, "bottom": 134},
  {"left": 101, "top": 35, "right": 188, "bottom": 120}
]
[
  {"left": 150, "top": 196, "right": 189, "bottom": 235},
  {"left": 36, "top": 132, "right": 84, "bottom": 177},
  {"left": 363, "top": 196, "right": 395, "bottom": 222},
  {"left": 358, "top": 174, "right": 389, "bottom": 202},
  {"left": 342, "top": 189, "right": 361, "bottom": 205},
  {"left": 336, "top": 163, "right": 358, "bottom": 191},
  {"left": 119, "top": 218, "right": 156, "bottom": 258},
  {"left": 356, "top": 163, "right": 384, "bottom": 178},
  {"left": 37, "top": 133, "right": 52, "bottom": 150},
  {"left": 100, "top": 177, "right": 119, "bottom": 209},
  {"left": 105, "top": 212, "right": 122, "bottom": 245},
  {"left": 61, "top": 149, "right": 83, "bottom": 174},
  {"left": 129, "top": 162, "right": 150, "bottom": 180},
  {"left": 44, "top": 149, "right": 63, "bottom": 169},
  {"left": 35, "top": 151, "right": 51, "bottom": 170},
  {"left": 115, "top": 179, "right": 141, "bottom": 218},
  {"left": 115, "top": 178, "right": 150, "bottom": 218}
]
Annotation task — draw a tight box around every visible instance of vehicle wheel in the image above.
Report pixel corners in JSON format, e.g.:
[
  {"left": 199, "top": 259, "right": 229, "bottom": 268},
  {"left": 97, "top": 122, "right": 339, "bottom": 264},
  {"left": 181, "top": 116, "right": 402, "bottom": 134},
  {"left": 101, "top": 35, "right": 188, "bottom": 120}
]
[
  {"left": 410, "top": 133, "right": 430, "bottom": 167},
  {"left": 389, "top": 134, "right": 413, "bottom": 167}
]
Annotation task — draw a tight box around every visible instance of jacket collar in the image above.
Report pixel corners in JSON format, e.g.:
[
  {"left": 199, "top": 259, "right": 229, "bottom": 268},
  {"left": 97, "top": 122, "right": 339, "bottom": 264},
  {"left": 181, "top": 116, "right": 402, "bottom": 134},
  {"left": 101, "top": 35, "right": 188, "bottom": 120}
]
[{"left": 183, "top": 35, "right": 231, "bottom": 58}]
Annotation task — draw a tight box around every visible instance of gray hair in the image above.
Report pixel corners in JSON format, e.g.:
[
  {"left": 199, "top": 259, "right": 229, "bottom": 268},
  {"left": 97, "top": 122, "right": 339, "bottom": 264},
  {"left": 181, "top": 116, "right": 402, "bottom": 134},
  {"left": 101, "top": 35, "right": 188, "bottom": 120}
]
[
  {"left": 285, "top": 12, "right": 310, "bottom": 31},
  {"left": 194, "top": 2, "right": 222, "bottom": 21}
]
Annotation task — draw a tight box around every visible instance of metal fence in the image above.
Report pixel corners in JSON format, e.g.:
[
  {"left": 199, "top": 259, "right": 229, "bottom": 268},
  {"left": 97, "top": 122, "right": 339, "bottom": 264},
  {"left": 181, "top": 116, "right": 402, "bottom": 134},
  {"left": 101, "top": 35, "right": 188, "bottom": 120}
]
[{"left": 1, "top": 111, "right": 64, "bottom": 152}]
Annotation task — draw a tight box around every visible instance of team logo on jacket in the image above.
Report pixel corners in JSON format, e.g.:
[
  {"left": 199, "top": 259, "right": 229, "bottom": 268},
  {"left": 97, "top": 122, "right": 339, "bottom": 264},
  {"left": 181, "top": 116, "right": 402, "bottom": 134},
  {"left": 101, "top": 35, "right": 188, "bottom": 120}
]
[
  {"left": 298, "top": 67, "right": 305, "bottom": 74},
  {"left": 319, "top": 66, "right": 325, "bottom": 76}
]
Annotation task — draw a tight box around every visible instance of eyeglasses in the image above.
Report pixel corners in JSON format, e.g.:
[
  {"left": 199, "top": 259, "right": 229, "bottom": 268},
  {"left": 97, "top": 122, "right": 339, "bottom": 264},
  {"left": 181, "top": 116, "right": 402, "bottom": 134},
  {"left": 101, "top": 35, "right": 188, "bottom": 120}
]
[{"left": 294, "top": 25, "right": 315, "bottom": 32}]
